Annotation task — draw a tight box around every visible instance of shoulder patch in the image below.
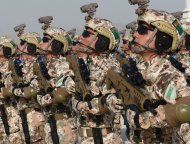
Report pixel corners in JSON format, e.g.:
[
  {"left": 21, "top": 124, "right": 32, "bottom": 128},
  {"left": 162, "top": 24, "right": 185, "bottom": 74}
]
[{"left": 164, "top": 84, "right": 176, "bottom": 103}]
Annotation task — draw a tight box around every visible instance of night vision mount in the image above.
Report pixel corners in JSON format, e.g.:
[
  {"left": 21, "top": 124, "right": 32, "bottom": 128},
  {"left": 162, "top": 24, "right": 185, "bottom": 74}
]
[
  {"left": 80, "top": 3, "right": 98, "bottom": 21},
  {"left": 38, "top": 16, "right": 53, "bottom": 30},
  {"left": 14, "top": 24, "right": 26, "bottom": 37},
  {"left": 67, "top": 28, "right": 76, "bottom": 39},
  {"left": 126, "top": 21, "right": 137, "bottom": 34},
  {"left": 128, "top": 0, "right": 150, "bottom": 15}
]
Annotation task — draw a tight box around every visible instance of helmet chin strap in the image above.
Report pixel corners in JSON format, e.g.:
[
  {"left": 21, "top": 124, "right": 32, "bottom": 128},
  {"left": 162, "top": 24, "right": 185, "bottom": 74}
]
[{"left": 132, "top": 28, "right": 158, "bottom": 53}]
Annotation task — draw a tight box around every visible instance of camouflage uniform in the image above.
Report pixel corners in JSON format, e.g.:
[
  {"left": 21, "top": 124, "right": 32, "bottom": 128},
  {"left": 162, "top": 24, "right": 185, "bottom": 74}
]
[
  {"left": 12, "top": 31, "right": 47, "bottom": 143},
  {"left": 0, "top": 37, "right": 23, "bottom": 144},
  {"left": 71, "top": 8, "right": 123, "bottom": 142},
  {"left": 173, "top": 23, "right": 190, "bottom": 144},
  {"left": 72, "top": 54, "right": 123, "bottom": 144},
  {"left": 36, "top": 22, "right": 77, "bottom": 144},
  {"left": 125, "top": 3, "right": 190, "bottom": 143},
  {"left": 37, "top": 55, "right": 77, "bottom": 144}
]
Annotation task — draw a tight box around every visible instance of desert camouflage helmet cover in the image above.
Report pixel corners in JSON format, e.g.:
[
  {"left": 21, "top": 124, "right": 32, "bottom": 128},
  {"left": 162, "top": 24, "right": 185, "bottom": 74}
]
[
  {"left": 0, "top": 36, "right": 17, "bottom": 55},
  {"left": 138, "top": 9, "right": 184, "bottom": 52},
  {"left": 20, "top": 32, "right": 41, "bottom": 47},
  {"left": 85, "top": 18, "right": 120, "bottom": 50},
  {"left": 119, "top": 29, "right": 133, "bottom": 42},
  {"left": 44, "top": 27, "right": 73, "bottom": 53}
]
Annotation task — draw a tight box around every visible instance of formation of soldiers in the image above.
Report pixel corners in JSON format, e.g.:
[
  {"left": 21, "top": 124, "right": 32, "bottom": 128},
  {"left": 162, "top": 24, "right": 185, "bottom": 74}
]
[{"left": 0, "top": 0, "right": 189, "bottom": 143}]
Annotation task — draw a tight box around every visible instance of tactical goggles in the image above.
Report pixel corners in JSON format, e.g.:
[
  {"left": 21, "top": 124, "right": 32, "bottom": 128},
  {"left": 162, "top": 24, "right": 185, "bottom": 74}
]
[
  {"left": 82, "top": 30, "right": 95, "bottom": 38},
  {"left": 137, "top": 23, "right": 154, "bottom": 35},
  {"left": 20, "top": 40, "right": 26, "bottom": 46},
  {"left": 42, "top": 37, "right": 51, "bottom": 43}
]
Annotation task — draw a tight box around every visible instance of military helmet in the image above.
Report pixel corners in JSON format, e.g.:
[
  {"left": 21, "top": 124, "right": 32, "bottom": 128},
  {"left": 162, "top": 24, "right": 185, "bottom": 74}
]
[
  {"left": 137, "top": 9, "right": 184, "bottom": 52},
  {"left": 85, "top": 18, "right": 120, "bottom": 50},
  {"left": 119, "top": 29, "right": 133, "bottom": 42},
  {"left": 43, "top": 27, "right": 72, "bottom": 53},
  {"left": 20, "top": 32, "right": 41, "bottom": 47},
  {"left": 0, "top": 36, "right": 17, "bottom": 55}
]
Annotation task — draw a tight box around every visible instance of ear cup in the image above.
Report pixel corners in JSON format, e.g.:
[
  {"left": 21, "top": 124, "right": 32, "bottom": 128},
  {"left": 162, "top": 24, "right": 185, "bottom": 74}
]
[
  {"left": 3, "top": 47, "right": 12, "bottom": 58},
  {"left": 155, "top": 31, "right": 173, "bottom": 54},
  {"left": 185, "top": 35, "right": 190, "bottom": 50},
  {"left": 51, "top": 39, "right": 64, "bottom": 55},
  {"left": 27, "top": 43, "right": 37, "bottom": 55},
  {"left": 95, "top": 34, "right": 110, "bottom": 52}
]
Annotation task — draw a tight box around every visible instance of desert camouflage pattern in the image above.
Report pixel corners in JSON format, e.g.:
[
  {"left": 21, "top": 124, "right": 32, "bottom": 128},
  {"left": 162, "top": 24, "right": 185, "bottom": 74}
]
[
  {"left": 19, "top": 32, "right": 41, "bottom": 47},
  {"left": 71, "top": 54, "right": 123, "bottom": 144},
  {"left": 36, "top": 55, "right": 76, "bottom": 144},
  {"left": 138, "top": 9, "right": 184, "bottom": 52},
  {"left": 20, "top": 58, "right": 46, "bottom": 143},
  {"left": 176, "top": 50, "right": 190, "bottom": 75},
  {"left": 125, "top": 55, "right": 190, "bottom": 143},
  {"left": 174, "top": 49, "right": 190, "bottom": 144},
  {"left": 85, "top": 18, "right": 120, "bottom": 50},
  {"left": 0, "top": 36, "right": 17, "bottom": 55},
  {"left": 44, "top": 27, "right": 73, "bottom": 53}
]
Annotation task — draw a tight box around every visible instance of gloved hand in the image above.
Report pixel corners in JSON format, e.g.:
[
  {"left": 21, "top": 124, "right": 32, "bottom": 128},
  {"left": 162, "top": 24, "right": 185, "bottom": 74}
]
[
  {"left": 124, "top": 104, "right": 141, "bottom": 130},
  {"left": 13, "top": 88, "right": 24, "bottom": 97},
  {"left": 37, "top": 93, "right": 53, "bottom": 106},
  {"left": 105, "top": 94, "right": 123, "bottom": 113}
]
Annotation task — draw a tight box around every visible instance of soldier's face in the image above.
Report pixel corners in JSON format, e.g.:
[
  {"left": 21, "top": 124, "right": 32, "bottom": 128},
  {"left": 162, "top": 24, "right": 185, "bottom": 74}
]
[
  {"left": 121, "top": 40, "right": 130, "bottom": 52},
  {"left": 39, "top": 34, "right": 52, "bottom": 51},
  {"left": 18, "top": 40, "right": 28, "bottom": 53},
  {"left": 131, "top": 22, "right": 156, "bottom": 52},
  {"left": 72, "top": 28, "right": 97, "bottom": 52}
]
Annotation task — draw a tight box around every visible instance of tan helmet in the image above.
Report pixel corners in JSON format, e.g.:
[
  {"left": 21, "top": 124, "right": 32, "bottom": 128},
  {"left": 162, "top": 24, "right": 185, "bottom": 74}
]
[
  {"left": 0, "top": 36, "right": 17, "bottom": 55},
  {"left": 43, "top": 27, "right": 72, "bottom": 53},
  {"left": 20, "top": 32, "right": 41, "bottom": 47},
  {"left": 85, "top": 18, "right": 120, "bottom": 50},
  {"left": 119, "top": 29, "right": 133, "bottom": 42},
  {"left": 137, "top": 9, "right": 184, "bottom": 52}
]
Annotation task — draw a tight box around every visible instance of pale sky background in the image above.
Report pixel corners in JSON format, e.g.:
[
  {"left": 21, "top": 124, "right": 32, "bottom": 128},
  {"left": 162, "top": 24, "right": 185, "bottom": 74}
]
[{"left": 0, "top": 0, "right": 185, "bottom": 41}]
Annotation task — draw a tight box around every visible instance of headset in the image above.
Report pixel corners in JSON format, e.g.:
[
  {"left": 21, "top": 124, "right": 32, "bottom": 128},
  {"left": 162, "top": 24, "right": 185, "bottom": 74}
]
[
  {"left": 185, "top": 34, "right": 190, "bottom": 50},
  {"left": 155, "top": 31, "right": 173, "bottom": 54},
  {"left": 51, "top": 39, "right": 64, "bottom": 55},
  {"left": 27, "top": 43, "right": 37, "bottom": 55},
  {"left": 95, "top": 34, "right": 110, "bottom": 52},
  {"left": 3, "top": 47, "right": 12, "bottom": 58}
]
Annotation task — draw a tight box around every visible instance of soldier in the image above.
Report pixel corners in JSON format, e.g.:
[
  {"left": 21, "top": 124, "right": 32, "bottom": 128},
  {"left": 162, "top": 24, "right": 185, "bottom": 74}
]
[
  {"left": 123, "top": 1, "right": 190, "bottom": 143},
  {"left": 37, "top": 16, "right": 77, "bottom": 144},
  {"left": 0, "top": 36, "right": 23, "bottom": 143},
  {"left": 13, "top": 24, "right": 46, "bottom": 143},
  {"left": 70, "top": 3, "right": 123, "bottom": 144},
  {"left": 119, "top": 29, "right": 133, "bottom": 57},
  {"left": 171, "top": 22, "right": 190, "bottom": 144}
]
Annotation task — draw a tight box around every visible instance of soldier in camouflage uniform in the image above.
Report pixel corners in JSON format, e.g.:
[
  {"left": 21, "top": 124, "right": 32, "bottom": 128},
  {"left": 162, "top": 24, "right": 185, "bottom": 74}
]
[
  {"left": 0, "top": 36, "right": 23, "bottom": 143},
  {"left": 124, "top": 1, "right": 190, "bottom": 143},
  {"left": 13, "top": 25, "right": 47, "bottom": 143},
  {"left": 37, "top": 16, "right": 77, "bottom": 144},
  {"left": 71, "top": 3, "right": 123, "bottom": 144},
  {"left": 171, "top": 22, "right": 190, "bottom": 144}
]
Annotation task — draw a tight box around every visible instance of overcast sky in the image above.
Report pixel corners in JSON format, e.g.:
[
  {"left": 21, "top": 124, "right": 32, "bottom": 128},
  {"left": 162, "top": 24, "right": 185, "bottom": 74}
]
[{"left": 0, "top": 0, "right": 185, "bottom": 40}]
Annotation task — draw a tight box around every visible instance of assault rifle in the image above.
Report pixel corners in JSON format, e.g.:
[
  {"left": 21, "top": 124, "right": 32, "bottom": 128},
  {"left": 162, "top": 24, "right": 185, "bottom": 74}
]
[
  {"left": 33, "top": 55, "right": 59, "bottom": 144},
  {"left": 9, "top": 58, "right": 31, "bottom": 143},
  {"left": 106, "top": 55, "right": 166, "bottom": 115},
  {"left": 66, "top": 54, "right": 104, "bottom": 144}
]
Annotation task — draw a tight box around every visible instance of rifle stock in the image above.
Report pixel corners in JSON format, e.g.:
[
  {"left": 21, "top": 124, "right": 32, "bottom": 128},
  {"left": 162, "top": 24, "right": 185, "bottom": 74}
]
[
  {"left": 66, "top": 55, "right": 91, "bottom": 101},
  {"left": 106, "top": 68, "right": 148, "bottom": 111}
]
